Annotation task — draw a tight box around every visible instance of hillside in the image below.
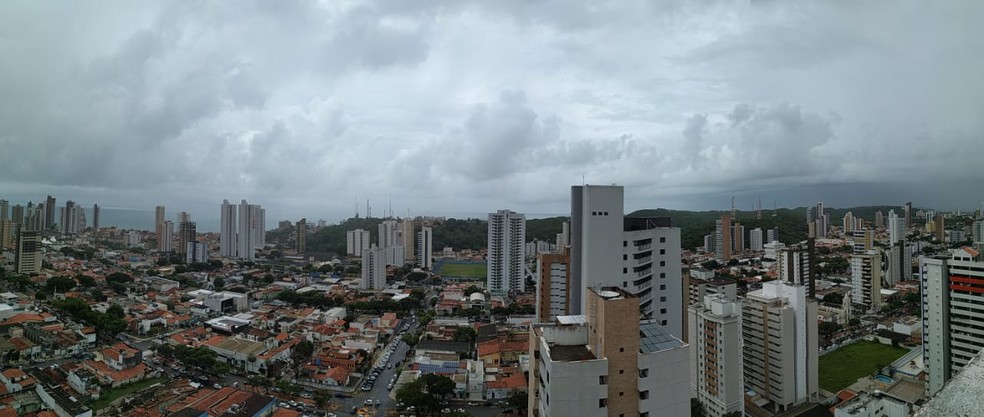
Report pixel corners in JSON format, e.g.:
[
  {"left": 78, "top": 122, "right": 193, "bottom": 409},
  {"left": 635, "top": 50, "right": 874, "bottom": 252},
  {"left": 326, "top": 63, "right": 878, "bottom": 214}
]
[{"left": 278, "top": 205, "right": 902, "bottom": 257}]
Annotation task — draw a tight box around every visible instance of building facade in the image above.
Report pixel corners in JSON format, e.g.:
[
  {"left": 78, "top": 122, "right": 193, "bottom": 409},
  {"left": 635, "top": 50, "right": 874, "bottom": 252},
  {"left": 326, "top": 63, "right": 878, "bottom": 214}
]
[
  {"left": 15, "top": 230, "right": 43, "bottom": 274},
  {"left": 488, "top": 209, "right": 527, "bottom": 295},
  {"left": 417, "top": 226, "right": 433, "bottom": 269},
  {"left": 346, "top": 229, "right": 371, "bottom": 256},
  {"left": 692, "top": 295, "right": 743, "bottom": 417},
  {"left": 361, "top": 244, "right": 386, "bottom": 290},
  {"left": 535, "top": 248, "right": 571, "bottom": 322},
  {"left": 850, "top": 252, "right": 883, "bottom": 314}
]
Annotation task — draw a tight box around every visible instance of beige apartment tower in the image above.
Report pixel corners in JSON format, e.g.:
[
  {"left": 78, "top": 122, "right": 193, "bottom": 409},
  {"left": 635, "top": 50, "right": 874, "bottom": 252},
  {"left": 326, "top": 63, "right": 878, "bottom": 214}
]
[{"left": 535, "top": 247, "right": 571, "bottom": 323}]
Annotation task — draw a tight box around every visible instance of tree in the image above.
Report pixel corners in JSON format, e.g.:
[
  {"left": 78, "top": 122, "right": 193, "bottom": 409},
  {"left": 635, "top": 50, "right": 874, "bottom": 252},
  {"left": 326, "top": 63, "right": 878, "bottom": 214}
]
[
  {"left": 213, "top": 277, "right": 225, "bottom": 290},
  {"left": 106, "top": 272, "right": 133, "bottom": 284},
  {"left": 691, "top": 398, "right": 706, "bottom": 417},
  {"left": 507, "top": 391, "right": 528, "bottom": 414},
  {"left": 291, "top": 340, "right": 315, "bottom": 376},
  {"left": 849, "top": 318, "right": 861, "bottom": 327},
  {"left": 819, "top": 321, "right": 841, "bottom": 337},
  {"left": 452, "top": 327, "right": 478, "bottom": 344},
  {"left": 76, "top": 274, "right": 96, "bottom": 288},
  {"left": 46, "top": 276, "right": 76, "bottom": 292},
  {"left": 821, "top": 292, "right": 843, "bottom": 305}
]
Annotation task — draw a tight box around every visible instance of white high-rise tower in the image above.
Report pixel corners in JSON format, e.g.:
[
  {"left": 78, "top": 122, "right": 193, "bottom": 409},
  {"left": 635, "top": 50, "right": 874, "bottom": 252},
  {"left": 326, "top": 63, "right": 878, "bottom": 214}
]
[
  {"left": 487, "top": 209, "right": 527, "bottom": 295},
  {"left": 220, "top": 200, "right": 237, "bottom": 258}
]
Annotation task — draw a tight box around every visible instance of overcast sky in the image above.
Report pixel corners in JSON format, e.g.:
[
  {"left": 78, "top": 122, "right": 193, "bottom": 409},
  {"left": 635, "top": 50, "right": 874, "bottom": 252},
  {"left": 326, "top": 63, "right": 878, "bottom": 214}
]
[{"left": 1, "top": 1, "right": 982, "bottom": 223}]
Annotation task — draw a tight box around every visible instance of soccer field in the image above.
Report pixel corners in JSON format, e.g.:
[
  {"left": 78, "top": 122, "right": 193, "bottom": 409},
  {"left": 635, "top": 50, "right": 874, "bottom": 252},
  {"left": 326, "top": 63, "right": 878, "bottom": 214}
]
[
  {"left": 819, "top": 341, "right": 909, "bottom": 392},
  {"left": 438, "top": 263, "right": 487, "bottom": 278}
]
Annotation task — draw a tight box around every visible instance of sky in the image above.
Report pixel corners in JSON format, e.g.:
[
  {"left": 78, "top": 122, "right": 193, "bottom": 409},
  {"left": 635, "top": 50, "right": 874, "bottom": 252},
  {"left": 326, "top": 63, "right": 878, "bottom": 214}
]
[{"left": 1, "top": 1, "right": 983, "bottom": 225}]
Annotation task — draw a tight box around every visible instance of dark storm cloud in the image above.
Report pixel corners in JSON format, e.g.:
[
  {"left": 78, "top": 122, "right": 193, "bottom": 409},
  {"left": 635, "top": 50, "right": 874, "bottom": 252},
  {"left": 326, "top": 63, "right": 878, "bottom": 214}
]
[{"left": 1, "top": 0, "right": 983, "bottom": 220}]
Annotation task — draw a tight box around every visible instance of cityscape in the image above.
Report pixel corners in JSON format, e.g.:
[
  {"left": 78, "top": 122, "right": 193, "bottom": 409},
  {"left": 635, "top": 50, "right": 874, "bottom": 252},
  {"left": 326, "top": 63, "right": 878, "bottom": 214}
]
[{"left": 2, "top": 2, "right": 982, "bottom": 417}]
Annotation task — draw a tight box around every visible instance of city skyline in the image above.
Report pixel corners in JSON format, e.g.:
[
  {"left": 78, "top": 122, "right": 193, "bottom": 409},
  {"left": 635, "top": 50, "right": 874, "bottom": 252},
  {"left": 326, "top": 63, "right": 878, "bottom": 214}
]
[{"left": 1, "top": 2, "right": 983, "bottom": 219}]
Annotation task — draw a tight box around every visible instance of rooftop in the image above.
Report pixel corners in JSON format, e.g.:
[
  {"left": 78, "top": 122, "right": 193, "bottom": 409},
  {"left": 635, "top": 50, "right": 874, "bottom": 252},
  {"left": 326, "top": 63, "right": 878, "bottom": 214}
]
[
  {"left": 548, "top": 345, "right": 595, "bottom": 362},
  {"left": 639, "top": 320, "right": 684, "bottom": 353}
]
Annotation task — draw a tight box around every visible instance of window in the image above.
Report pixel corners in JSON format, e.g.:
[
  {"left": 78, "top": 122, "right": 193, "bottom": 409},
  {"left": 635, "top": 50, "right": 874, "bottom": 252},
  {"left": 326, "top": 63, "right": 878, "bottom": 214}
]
[
  {"left": 599, "top": 376, "right": 607, "bottom": 385},
  {"left": 640, "top": 368, "right": 649, "bottom": 377},
  {"left": 660, "top": 296, "right": 667, "bottom": 302},
  {"left": 659, "top": 261, "right": 666, "bottom": 267},
  {"left": 623, "top": 267, "right": 628, "bottom": 273},
  {"left": 619, "top": 391, "right": 624, "bottom": 397},
  {"left": 623, "top": 281, "right": 627, "bottom": 287},
  {"left": 661, "top": 320, "right": 667, "bottom": 325},
  {"left": 660, "top": 272, "right": 666, "bottom": 278},
  {"left": 641, "top": 413, "right": 649, "bottom": 417},
  {"left": 660, "top": 308, "right": 667, "bottom": 314},
  {"left": 660, "top": 237, "right": 666, "bottom": 243},
  {"left": 659, "top": 284, "right": 666, "bottom": 290},
  {"left": 619, "top": 347, "right": 624, "bottom": 352},
  {"left": 660, "top": 249, "right": 666, "bottom": 255},
  {"left": 640, "top": 390, "right": 650, "bottom": 399},
  {"left": 623, "top": 254, "right": 628, "bottom": 260},
  {"left": 599, "top": 399, "right": 607, "bottom": 408},
  {"left": 623, "top": 241, "right": 628, "bottom": 247},
  {"left": 604, "top": 212, "right": 609, "bottom": 216},
  {"left": 619, "top": 369, "right": 624, "bottom": 374}
]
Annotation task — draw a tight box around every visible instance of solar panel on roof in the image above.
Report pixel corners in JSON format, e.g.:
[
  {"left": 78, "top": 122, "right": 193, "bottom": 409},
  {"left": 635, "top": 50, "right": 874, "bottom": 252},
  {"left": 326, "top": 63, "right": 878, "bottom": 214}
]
[{"left": 639, "top": 320, "right": 683, "bottom": 353}]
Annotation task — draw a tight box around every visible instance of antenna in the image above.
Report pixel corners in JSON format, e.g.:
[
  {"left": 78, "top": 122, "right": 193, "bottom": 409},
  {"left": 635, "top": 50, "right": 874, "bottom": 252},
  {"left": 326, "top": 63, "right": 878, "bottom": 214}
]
[
  {"left": 757, "top": 197, "right": 762, "bottom": 220},
  {"left": 731, "top": 196, "right": 736, "bottom": 219},
  {"left": 367, "top": 199, "right": 371, "bottom": 219}
]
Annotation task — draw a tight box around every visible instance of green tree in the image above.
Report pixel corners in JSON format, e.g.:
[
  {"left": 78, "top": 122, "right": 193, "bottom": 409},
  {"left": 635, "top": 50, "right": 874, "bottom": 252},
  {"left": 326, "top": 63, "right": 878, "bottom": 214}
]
[
  {"left": 291, "top": 340, "right": 316, "bottom": 376},
  {"left": 46, "top": 276, "right": 76, "bottom": 292},
  {"left": 691, "top": 398, "right": 706, "bottom": 417},
  {"left": 452, "top": 327, "right": 478, "bottom": 344},
  {"left": 818, "top": 321, "right": 841, "bottom": 337},
  {"left": 213, "top": 277, "right": 225, "bottom": 290},
  {"left": 76, "top": 274, "right": 96, "bottom": 288},
  {"left": 507, "top": 391, "right": 528, "bottom": 414}
]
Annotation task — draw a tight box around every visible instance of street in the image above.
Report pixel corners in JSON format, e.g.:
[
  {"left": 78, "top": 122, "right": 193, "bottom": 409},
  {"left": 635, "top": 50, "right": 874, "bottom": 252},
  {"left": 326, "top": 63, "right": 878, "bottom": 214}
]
[{"left": 337, "top": 316, "right": 418, "bottom": 415}]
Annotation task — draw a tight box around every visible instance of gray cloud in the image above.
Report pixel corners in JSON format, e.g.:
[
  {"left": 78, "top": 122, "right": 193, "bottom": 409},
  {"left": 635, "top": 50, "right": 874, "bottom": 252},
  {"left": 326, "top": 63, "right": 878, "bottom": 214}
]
[{"left": 1, "top": 0, "right": 983, "bottom": 222}]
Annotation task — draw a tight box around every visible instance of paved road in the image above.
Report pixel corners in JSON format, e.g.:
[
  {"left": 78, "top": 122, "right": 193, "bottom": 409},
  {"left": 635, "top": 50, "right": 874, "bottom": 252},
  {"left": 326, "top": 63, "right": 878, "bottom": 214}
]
[{"left": 338, "top": 317, "right": 418, "bottom": 415}]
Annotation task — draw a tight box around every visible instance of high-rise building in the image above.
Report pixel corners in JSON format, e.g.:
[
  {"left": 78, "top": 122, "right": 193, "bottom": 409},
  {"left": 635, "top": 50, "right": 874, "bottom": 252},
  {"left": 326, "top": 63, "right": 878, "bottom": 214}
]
[
  {"left": 778, "top": 239, "right": 816, "bottom": 298},
  {"left": 295, "top": 218, "right": 306, "bottom": 254},
  {"left": 92, "top": 204, "right": 100, "bottom": 231},
  {"left": 346, "top": 229, "right": 371, "bottom": 256},
  {"left": 555, "top": 221, "right": 570, "bottom": 249},
  {"left": 852, "top": 228, "right": 873, "bottom": 254},
  {"left": 236, "top": 200, "right": 262, "bottom": 260},
  {"left": 973, "top": 220, "right": 984, "bottom": 244},
  {"left": 875, "top": 210, "right": 885, "bottom": 229},
  {"left": 25, "top": 206, "right": 44, "bottom": 232},
  {"left": 159, "top": 221, "right": 174, "bottom": 253},
  {"left": 692, "top": 295, "right": 744, "bottom": 417},
  {"left": 732, "top": 221, "right": 745, "bottom": 254},
  {"left": 11, "top": 204, "right": 24, "bottom": 226},
  {"left": 256, "top": 206, "right": 266, "bottom": 248},
  {"left": 488, "top": 209, "right": 527, "bottom": 295},
  {"left": 536, "top": 247, "right": 570, "bottom": 322},
  {"left": 934, "top": 214, "right": 945, "bottom": 242},
  {"left": 888, "top": 210, "right": 906, "bottom": 244},
  {"left": 704, "top": 234, "right": 714, "bottom": 253},
  {"left": 15, "top": 230, "right": 43, "bottom": 274},
  {"left": 569, "top": 185, "right": 683, "bottom": 335},
  {"left": 157, "top": 205, "right": 170, "bottom": 253},
  {"left": 60, "top": 200, "right": 86, "bottom": 234},
  {"left": 687, "top": 275, "right": 737, "bottom": 346},
  {"left": 44, "top": 195, "right": 55, "bottom": 229},
  {"left": 361, "top": 244, "right": 386, "bottom": 290},
  {"left": 809, "top": 202, "right": 827, "bottom": 238},
  {"left": 155, "top": 206, "right": 166, "bottom": 230},
  {"left": 178, "top": 220, "right": 196, "bottom": 255},
  {"left": 749, "top": 228, "right": 763, "bottom": 251},
  {"left": 921, "top": 247, "right": 984, "bottom": 396},
  {"left": 742, "top": 281, "right": 819, "bottom": 413},
  {"left": 417, "top": 226, "right": 433, "bottom": 269},
  {"left": 528, "top": 287, "right": 691, "bottom": 417},
  {"left": 219, "top": 200, "right": 237, "bottom": 258},
  {"left": 178, "top": 211, "right": 190, "bottom": 224},
  {"left": 401, "top": 219, "right": 415, "bottom": 263},
  {"left": 715, "top": 215, "right": 732, "bottom": 261},
  {"left": 0, "top": 200, "right": 8, "bottom": 221},
  {"left": 850, "top": 252, "right": 883, "bottom": 314},
  {"left": 0, "top": 219, "right": 12, "bottom": 250},
  {"left": 885, "top": 243, "right": 913, "bottom": 285},
  {"left": 186, "top": 241, "right": 209, "bottom": 264},
  {"left": 843, "top": 212, "right": 855, "bottom": 234},
  {"left": 767, "top": 227, "right": 779, "bottom": 244},
  {"left": 904, "top": 202, "right": 912, "bottom": 229},
  {"left": 378, "top": 220, "right": 399, "bottom": 249}
]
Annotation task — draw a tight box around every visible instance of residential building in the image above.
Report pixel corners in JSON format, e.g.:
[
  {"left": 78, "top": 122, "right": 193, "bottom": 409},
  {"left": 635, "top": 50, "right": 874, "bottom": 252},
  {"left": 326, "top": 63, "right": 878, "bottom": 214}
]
[
  {"left": 732, "top": 221, "right": 744, "bottom": 254},
  {"left": 852, "top": 229, "right": 873, "bottom": 254},
  {"left": 401, "top": 218, "right": 415, "bottom": 263},
  {"left": 528, "top": 287, "right": 691, "bottom": 417},
  {"left": 178, "top": 220, "right": 196, "bottom": 255},
  {"left": 378, "top": 220, "right": 399, "bottom": 249},
  {"left": 569, "top": 185, "right": 683, "bottom": 336},
  {"left": 155, "top": 205, "right": 166, "bottom": 230},
  {"left": 0, "top": 218, "right": 12, "bottom": 250},
  {"left": 361, "top": 244, "right": 386, "bottom": 290},
  {"left": 187, "top": 242, "right": 209, "bottom": 264},
  {"left": 750, "top": 228, "right": 763, "bottom": 251},
  {"left": 833, "top": 391, "right": 909, "bottom": 417},
  {"left": 15, "top": 230, "right": 42, "bottom": 274},
  {"left": 159, "top": 221, "right": 174, "bottom": 253},
  {"left": 417, "top": 226, "right": 433, "bottom": 269},
  {"left": 767, "top": 227, "right": 779, "bottom": 244},
  {"left": 715, "top": 215, "right": 732, "bottom": 262},
  {"left": 295, "top": 218, "right": 306, "bottom": 254},
  {"left": 904, "top": 202, "right": 912, "bottom": 229},
  {"left": 850, "top": 252, "right": 883, "bottom": 314},
  {"left": 843, "top": 212, "right": 855, "bottom": 234},
  {"left": 10, "top": 204, "right": 23, "bottom": 226},
  {"left": 556, "top": 221, "right": 569, "bottom": 249},
  {"left": 60, "top": 200, "right": 86, "bottom": 234},
  {"left": 236, "top": 200, "right": 264, "bottom": 260},
  {"left": 92, "top": 204, "right": 99, "bottom": 231},
  {"left": 692, "top": 295, "right": 743, "bottom": 417},
  {"left": 920, "top": 247, "right": 984, "bottom": 396},
  {"left": 219, "top": 200, "right": 237, "bottom": 258},
  {"left": 44, "top": 195, "right": 55, "bottom": 229},
  {"left": 704, "top": 234, "right": 714, "bottom": 254},
  {"left": 885, "top": 243, "right": 913, "bottom": 285},
  {"left": 488, "top": 209, "right": 527, "bottom": 295},
  {"left": 934, "top": 214, "right": 945, "bottom": 242},
  {"left": 346, "top": 229, "right": 371, "bottom": 256},
  {"left": 742, "top": 281, "right": 819, "bottom": 413},
  {"left": 888, "top": 210, "right": 906, "bottom": 245},
  {"left": 777, "top": 239, "right": 817, "bottom": 298},
  {"left": 0, "top": 200, "right": 6, "bottom": 221},
  {"left": 874, "top": 210, "right": 884, "bottom": 229},
  {"left": 536, "top": 247, "right": 571, "bottom": 322},
  {"left": 687, "top": 278, "right": 737, "bottom": 313}
]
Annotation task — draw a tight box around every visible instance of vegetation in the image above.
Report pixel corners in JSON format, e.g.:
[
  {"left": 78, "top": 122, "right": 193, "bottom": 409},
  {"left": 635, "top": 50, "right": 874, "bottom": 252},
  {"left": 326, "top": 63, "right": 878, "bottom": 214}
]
[
  {"left": 50, "top": 297, "right": 128, "bottom": 335},
  {"left": 819, "top": 341, "right": 908, "bottom": 392},
  {"left": 157, "top": 344, "right": 231, "bottom": 375},
  {"left": 89, "top": 377, "right": 168, "bottom": 410},
  {"left": 437, "top": 262, "right": 487, "bottom": 278},
  {"left": 395, "top": 374, "right": 455, "bottom": 414}
]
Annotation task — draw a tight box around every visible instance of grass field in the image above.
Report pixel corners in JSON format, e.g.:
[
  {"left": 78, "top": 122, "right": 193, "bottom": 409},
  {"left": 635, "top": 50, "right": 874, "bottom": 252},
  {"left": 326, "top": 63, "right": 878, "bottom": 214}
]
[
  {"left": 438, "top": 263, "right": 487, "bottom": 278},
  {"left": 90, "top": 377, "right": 168, "bottom": 410},
  {"left": 819, "top": 341, "right": 908, "bottom": 392}
]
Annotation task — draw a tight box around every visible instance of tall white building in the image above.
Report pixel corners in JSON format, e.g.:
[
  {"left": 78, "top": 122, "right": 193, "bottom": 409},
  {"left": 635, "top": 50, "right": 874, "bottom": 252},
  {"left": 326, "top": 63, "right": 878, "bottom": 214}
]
[
  {"left": 346, "top": 229, "right": 371, "bottom": 257},
  {"left": 850, "top": 252, "right": 883, "bottom": 314},
  {"left": 555, "top": 221, "right": 569, "bottom": 249},
  {"left": 743, "top": 281, "right": 819, "bottom": 413},
  {"left": 487, "top": 209, "right": 527, "bottom": 295},
  {"left": 692, "top": 295, "right": 743, "bottom": 417},
  {"left": 378, "top": 220, "right": 399, "bottom": 249},
  {"left": 777, "top": 239, "right": 816, "bottom": 298},
  {"left": 750, "top": 228, "right": 764, "bottom": 251},
  {"left": 529, "top": 288, "right": 691, "bottom": 417},
  {"left": 417, "top": 226, "right": 433, "bottom": 269},
  {"left": 159, "top": 221, "right": 174, "bottom": 253},
  {"left": 187, "top": 241, "right": 209, "bottom": 264},
  {"left": 236, "top": 200, "right": 262, "bottom": 260},
  {"left": 569, "top": 185, "right": 683, "bottom": 337},
  {"left": 921, "top": 247, "right": 984, "bottom": 396},
  {"left": 885, "top": 243, "right": 913, "bottom": 285},
  {"left": 888, "top": 210, "right": 907, "bottom": 245},
  {"left": 361, "top": 244, "right": 386, "bottom": 290},
  {"left": 219, "top": 200, "right": 237, "bottom": 258}
]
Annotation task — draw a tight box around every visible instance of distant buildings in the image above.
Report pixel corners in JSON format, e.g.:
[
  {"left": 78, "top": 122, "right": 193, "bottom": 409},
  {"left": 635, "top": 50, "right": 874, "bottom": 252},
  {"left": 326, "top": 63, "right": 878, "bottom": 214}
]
[
  {"left": 0, "top": 218, "right": 11, "bottom": 250},
  {"left": 767, "top": 227, "right": 779, "bottom": 244},
  {"left": 715, "top": 215, "right": 732, "bottom": 262},
  {"left": 742, "top": 281, "right": 819, "bottom": 413},
  {"left": 59, "top": 200, "right": 86, "bottom": 234},
  {"left": 529, "top": 287, "right": 691, "bottom": 417},
  {"left": 921, "top": 247, "right": 984, "bottom": 396},
  {"left": 186, "top": 241, "right": 209, "bottom": 264},
  {"left": 487, "top": 209, "right": 526, "bottom": 295},
  {"left": 159, "top": 221, "right": 174, "bottom": 253},
  {"left": 401, "top": 218, "right": 415, "bottom": 263},
  {"left": 377, "top": 219, "right": 405, "bottom": 266},
  {"left": 295, "top": 218, "right": 306, "bottom": 254},
  {"left": 346, "top": 229, "right": 371, "bottom": 257},
  {"left": 92, "top": 204, "right": 100, "bottom": 231},
  {"left": 808, "top": 201, "right": 828, "bottom": 239},
  {"left": 885, "top": 242, "right": 913, "bottom": 285},
  {"left": 568, "top": 185, "right": 683, "bottom": 337},
  {"left": 417, "top": 226, "right": 433, "bottom": 269},
  {"left": 217, "top": 199, "right": 264, "bottom": 260},
  {"left": 888, "top": 209, "right": 907, "bottom": 244},
  {"left": 219, "top": 200, "right": 236, "bottom": 257},
  {"left": 177, "top": 218, "right": 196, "bottom": 255},
  {"left": 750, "top": 228, "right": 763, "bottom": 251}
]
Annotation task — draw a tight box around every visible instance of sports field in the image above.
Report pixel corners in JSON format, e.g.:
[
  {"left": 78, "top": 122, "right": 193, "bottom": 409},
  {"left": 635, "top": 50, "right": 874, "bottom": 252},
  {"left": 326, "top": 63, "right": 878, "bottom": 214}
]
[
  {"left": 819, "top": 341, "right": 908, "bottom": 392},
  {"left": 438, "top": 262, "right": 487, "bottom": 278}
]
